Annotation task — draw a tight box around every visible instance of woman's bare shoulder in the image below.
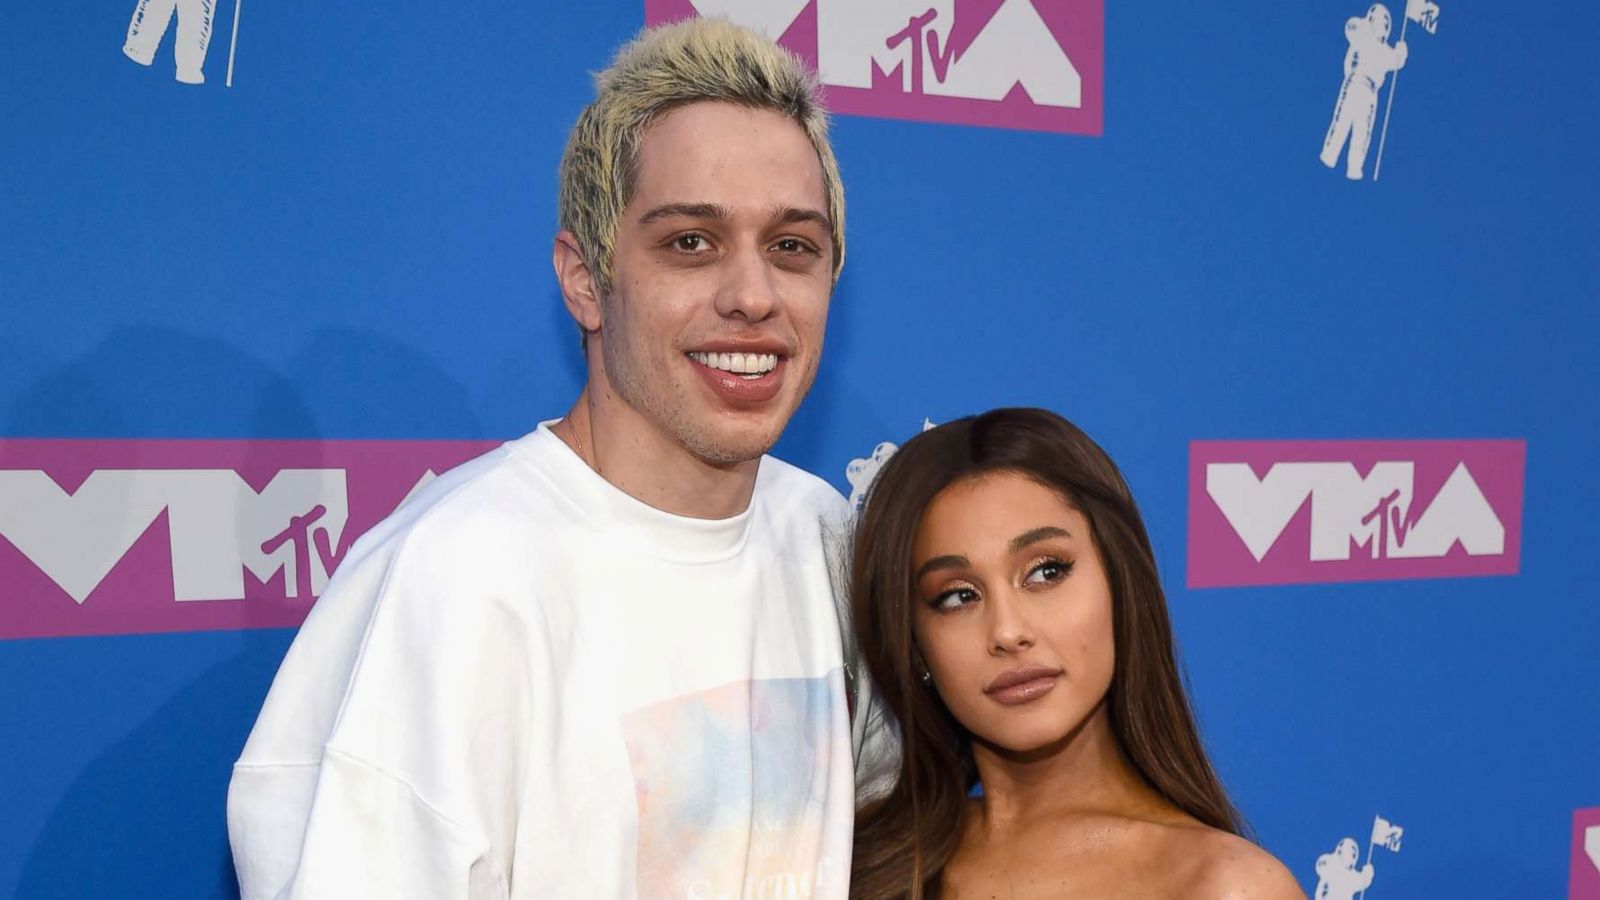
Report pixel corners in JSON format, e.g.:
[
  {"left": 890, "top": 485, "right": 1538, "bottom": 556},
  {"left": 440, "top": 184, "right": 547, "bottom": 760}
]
[{"left": 1181, "top": 828, "right": 1306, "bottom": 900}]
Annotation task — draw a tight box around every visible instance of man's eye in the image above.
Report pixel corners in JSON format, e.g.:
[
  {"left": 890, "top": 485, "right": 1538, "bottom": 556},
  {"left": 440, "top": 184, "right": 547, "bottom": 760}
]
[
  {"left": 771, "top": 238, "right": 815, "bottom": 255},
  {"left": 673, "top": 234, "right": 708, "bottom": 252}
]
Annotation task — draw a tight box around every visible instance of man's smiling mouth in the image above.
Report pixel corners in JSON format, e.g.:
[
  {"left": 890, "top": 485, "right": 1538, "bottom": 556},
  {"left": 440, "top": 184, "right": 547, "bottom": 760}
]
[{"left": 687, "top": 351, "right": 779, "bottom": 379}]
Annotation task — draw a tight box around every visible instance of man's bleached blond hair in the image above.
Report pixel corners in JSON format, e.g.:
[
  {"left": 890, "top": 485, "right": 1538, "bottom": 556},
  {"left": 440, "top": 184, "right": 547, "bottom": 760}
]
[{"left": 559, "top": 18, "right": 845, "bottom": 299}]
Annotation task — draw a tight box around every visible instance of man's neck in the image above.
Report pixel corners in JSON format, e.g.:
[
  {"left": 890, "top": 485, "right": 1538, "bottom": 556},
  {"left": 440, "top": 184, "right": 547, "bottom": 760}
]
[{"left": 554, "top": 386, "right": 761, "bottom": 519}]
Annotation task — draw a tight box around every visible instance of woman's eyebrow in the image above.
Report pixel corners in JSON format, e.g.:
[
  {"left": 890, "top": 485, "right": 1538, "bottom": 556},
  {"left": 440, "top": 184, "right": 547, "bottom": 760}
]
[
  {"left": 914, "top": 527, "right": 1071, "bottom": 580},
  {"left": 914, "top": 554, "right": 969, "bottom": 581},
  {"left": 1009, "top": 526, "right": 1071, "bottom": 554}
]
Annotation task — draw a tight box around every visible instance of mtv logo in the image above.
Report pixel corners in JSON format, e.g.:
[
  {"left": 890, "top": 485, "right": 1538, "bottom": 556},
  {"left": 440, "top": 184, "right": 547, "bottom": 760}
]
[
  {"left": 1573, "top": 807, "right": 1600, "bottom": 900},
  {"left": 645, "top": 0, "right": 1103, "bottom": 135},
  {"left": 1187, "top": 440, "right": 1524, "bottom": 588},
  {"left": 1406, "top": 0, "right": 1441, "bottom": 35},
  {"left": 0, "top": 438, "right": 495, "bottom": 640}
]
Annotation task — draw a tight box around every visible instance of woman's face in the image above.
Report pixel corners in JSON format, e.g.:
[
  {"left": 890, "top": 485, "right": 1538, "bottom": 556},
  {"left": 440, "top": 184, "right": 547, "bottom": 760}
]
[{"left": 910, "top": 471, "right": 1116, "bottom": 754}]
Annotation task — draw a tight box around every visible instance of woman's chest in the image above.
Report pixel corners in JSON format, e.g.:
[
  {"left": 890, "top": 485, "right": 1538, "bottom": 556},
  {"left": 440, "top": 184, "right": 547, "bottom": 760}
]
[{"left": 941, "top": 829, "right": 1195, "bottom": 900}]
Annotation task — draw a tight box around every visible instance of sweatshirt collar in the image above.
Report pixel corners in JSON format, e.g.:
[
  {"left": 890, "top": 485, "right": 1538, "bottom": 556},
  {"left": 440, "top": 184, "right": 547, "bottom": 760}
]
[{"left": 509, "top": 419, "right": 760, "bottom": 563}]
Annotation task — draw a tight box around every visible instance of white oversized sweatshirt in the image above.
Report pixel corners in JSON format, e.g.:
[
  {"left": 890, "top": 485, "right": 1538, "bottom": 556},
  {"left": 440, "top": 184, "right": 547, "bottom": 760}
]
[{"left": 228, "top": 422, "right": 881, "bottom": 899}]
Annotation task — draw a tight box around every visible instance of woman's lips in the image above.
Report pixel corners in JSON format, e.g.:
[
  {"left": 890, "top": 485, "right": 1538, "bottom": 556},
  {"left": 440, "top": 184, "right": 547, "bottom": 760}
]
[{"left": 983, "top": 666, "right": 1063, "bottom": 706}]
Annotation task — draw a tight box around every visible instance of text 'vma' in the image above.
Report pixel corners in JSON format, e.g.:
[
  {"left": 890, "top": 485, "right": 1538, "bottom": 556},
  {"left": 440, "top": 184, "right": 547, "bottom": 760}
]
[
  {"left": 0, "top": 439, "right": 495, "bottom": 639},
  {"left": 1187, "top": 439, "right": 1524, "bottom": 588},
  {"left": 646, "top": 0, "right": 1103, "bottom": 134}
]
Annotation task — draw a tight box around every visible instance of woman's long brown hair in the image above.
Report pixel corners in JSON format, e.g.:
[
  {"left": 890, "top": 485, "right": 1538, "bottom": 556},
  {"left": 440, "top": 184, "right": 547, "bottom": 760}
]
[{"left": 849, "top": 408, "right": 1243, "bottom": 900}]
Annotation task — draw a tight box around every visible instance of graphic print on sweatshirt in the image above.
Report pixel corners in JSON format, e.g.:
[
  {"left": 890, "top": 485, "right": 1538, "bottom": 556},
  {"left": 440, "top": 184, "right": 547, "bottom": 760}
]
[{"left": 623, "top": 673, "right": 847, "bottom": 898}]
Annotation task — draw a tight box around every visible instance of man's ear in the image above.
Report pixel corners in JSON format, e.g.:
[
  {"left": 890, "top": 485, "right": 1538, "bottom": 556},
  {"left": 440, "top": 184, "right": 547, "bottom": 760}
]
[{"left": 553, "top": 231, "right": 603, "bottom": 333}]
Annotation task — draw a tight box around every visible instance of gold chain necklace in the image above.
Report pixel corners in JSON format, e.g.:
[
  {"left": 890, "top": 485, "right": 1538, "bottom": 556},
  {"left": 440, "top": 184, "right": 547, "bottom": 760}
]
[{"left": 567, "top": 395, "right": 600, "bottom": 476}]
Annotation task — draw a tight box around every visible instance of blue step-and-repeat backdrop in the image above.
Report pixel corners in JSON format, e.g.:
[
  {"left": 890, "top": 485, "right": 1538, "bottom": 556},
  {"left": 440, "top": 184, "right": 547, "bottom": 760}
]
[{"left": 3, "top": 1, "right": 1597, "bottom": 897}]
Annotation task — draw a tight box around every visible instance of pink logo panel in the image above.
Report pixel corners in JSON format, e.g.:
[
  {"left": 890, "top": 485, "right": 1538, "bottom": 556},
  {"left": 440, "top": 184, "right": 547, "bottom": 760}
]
[
  {"left": 1187, "top": 440, "right": 1525, "bottom": 588},
  {"left": 0, "top": 439, "right": 496, "bottom": 639},
  {"left": 644, "top": 0, "right": 1103, "bottom": 135},
  {"left": 1575, "top": 808, "right": 1600, "bottom": 900}
]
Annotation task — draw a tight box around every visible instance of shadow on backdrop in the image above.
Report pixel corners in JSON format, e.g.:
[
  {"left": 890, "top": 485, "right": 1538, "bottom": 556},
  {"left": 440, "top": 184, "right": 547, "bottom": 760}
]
[
  {"left": 287, "top": 326, "right": 487, "bottom": 439},
  {"left": 10, "top": 323, "right": 481, "bottom": 899}
]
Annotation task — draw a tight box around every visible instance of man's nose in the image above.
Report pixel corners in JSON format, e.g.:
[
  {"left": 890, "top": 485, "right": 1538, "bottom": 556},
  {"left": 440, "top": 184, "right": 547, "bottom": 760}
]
[{"left": 713, "top": 245, "right": 780, "bottom": 323}]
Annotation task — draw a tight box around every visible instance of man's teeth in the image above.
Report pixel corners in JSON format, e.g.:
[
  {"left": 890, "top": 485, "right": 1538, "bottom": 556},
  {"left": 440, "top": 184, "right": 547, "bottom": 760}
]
[{"left": 689, "top": 351, "right": 779, "bottom": 377}]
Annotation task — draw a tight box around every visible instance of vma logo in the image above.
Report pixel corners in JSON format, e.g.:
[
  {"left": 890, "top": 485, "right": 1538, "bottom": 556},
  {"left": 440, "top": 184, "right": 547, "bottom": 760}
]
[
  {"left": 0, "top": 439, "right": 494, "bottom": 640},
  {"left": 645, "top": 1, "right": 1103, "bottom": 135},
  {"left": 1574, "top": 807, "right": 1600, "bottom": 900},
  {"left": 1188, "top": 439, "right": 1524, "bottom": 588}
]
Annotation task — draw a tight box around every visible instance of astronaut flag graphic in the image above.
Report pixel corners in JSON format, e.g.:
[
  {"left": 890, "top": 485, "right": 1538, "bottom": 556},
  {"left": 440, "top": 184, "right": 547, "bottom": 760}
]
[
  {"left": 124, "top": 0, "right": 215, "bottom": 84},
  {"left": 1320, "top": 2, "right": 1442, "bottom": 182},
  {"left": 1406, "top": 0, "right": 1441, "bottom": 34},
  {"left": 1370, "top": 816, "right": 1405, "bottom": 853},
  {"left": 122, "top": 0, "right": 243, "bottom": 87}
]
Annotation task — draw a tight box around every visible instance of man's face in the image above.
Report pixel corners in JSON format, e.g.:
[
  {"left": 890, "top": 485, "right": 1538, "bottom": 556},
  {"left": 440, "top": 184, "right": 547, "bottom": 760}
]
[{"left": 596, "top": 101, "right": 835, "bottom": 465}]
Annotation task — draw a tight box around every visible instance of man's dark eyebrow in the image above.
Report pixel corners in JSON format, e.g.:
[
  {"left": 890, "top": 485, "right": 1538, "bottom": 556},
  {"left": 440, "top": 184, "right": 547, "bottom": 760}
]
[
  {"left": 1009, "top": 526, "right": 1071, "bottom": 554},
  {"left": 915, "top": 554, "right": 969, "bottom": 582},
  {"left": 637, "top": 202, "right": 732, "bottom": 225},
  {"left": 772, "top": 206, "right": 832, "bottom": 232}
]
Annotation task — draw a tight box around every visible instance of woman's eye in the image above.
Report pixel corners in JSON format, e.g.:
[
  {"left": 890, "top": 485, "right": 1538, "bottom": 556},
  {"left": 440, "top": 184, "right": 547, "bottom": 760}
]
[
  {"left": 1024, "top": 560, "right": 1072, "bottom": 585},
  {"left": 930, "top": 587, "right": 978, "bottom": 611}
]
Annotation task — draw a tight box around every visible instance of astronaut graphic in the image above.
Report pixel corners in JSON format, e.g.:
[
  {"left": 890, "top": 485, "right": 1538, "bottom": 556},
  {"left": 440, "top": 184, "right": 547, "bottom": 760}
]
[
  {"left": 1320, "top": 4, "right": 1408, "bottom": 180},
  {"left": 123, "top": 0, "right": 215, "bottom": 85},
  {"left": 845, "top": 420, "right": 937, "bottom": 511},
  {"left": 1313, "top": 838, "right": 1375, "bottom": 900},
  {"left": 1312, "top": 816, "right": 1402, "bottom": 899},
  {"left": 846, "top": 442, "right": 900, "bottom": 512}
]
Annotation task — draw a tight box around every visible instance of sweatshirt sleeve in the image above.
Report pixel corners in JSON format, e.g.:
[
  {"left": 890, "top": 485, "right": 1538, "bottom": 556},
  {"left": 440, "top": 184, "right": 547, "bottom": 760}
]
[
  {"left": 229, "top": 750, "right": 505, "bottom": 900},
  {"left": 819, "top": 488, "right": 903, "bottom": 805},
  {"left": 228, "top": 509, "right": 537, "bottom": 900}
]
